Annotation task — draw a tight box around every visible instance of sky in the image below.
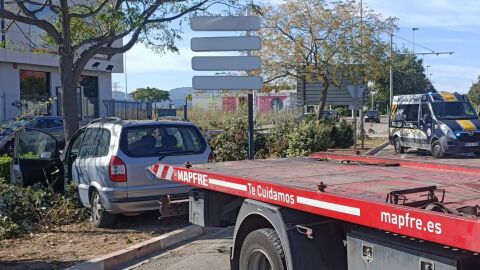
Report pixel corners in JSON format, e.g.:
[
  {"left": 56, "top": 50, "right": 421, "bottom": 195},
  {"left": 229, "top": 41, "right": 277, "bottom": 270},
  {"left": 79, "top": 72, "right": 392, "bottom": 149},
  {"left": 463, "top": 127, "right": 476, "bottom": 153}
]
[{"left": 112, "top": 0, "right": 480, "bottom": 94}]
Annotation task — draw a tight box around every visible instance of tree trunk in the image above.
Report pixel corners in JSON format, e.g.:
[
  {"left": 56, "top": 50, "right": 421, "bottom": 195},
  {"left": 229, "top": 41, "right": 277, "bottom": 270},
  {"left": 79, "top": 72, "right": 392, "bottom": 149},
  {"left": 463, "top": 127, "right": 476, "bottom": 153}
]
[
  {"left": 316, "top": 81, "right": 329, "bottom": 120},
  {"left": 60, "top": 55, "right": 79, "bottom": 142}
]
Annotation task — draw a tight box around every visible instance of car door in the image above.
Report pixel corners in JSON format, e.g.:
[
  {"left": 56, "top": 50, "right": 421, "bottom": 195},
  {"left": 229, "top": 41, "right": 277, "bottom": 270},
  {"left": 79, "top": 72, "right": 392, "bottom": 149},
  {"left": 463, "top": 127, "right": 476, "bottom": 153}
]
[
  {"left": 60, "top": 127, "right": 86, "bottom": 184},
  {"left": 10, "top": 128, "right": 64, "bottom": 192},
  {"left": 418, "top": 103, "right": 433, "bottom": 149}
]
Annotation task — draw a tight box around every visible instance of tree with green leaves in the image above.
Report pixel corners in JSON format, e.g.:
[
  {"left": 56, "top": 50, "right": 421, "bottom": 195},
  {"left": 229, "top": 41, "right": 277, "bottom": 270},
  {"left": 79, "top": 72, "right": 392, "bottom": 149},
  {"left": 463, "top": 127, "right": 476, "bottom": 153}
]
[
  {"left": 468, "top": 76, "right": 480, "bottom": 109},
  {"left": 256, "top": 0, "right": 396, "bottom": 119},
  {"left": 130, "top": 87, "right": 169, "bottom": 103},
  {"left": 370, "top": 52, "right": 434, "bottom": 113},
  {"left": 0, "top": 0, "right": 237, "bottom": 140}
]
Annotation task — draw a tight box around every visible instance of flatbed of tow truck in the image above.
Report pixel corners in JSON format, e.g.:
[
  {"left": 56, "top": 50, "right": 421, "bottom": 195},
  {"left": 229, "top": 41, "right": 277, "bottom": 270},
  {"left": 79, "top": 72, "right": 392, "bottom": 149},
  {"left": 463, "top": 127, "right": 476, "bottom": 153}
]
[{"left": 148, "top": 153, "right": 480, "bottom": 255}]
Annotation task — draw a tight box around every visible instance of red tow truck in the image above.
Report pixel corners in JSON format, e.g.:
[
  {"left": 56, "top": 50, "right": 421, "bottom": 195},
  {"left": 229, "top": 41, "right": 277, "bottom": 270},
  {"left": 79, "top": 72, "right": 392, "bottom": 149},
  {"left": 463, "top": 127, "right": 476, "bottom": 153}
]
[{"left": 148, "top": 153, "right": 480, "bottom": 270}]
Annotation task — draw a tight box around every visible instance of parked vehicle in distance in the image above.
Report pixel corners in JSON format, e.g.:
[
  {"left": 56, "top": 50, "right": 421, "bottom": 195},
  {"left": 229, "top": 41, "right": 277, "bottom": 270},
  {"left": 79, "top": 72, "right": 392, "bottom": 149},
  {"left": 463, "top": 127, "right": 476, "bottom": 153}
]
[
  {"left": 12, "top": 118, "right": 214, "bottom": 227},
  {"left": 322, "top": 110, "right": 339, "bottom": 121},
  {"left": 389, "top": 92, "right": 480, "bottom": 158},
  {"left": 0, "top": 116, "right": 64, "bottom": 155},
  {"left": 365, "top": 110, "right": 380, "bottom": 123}
]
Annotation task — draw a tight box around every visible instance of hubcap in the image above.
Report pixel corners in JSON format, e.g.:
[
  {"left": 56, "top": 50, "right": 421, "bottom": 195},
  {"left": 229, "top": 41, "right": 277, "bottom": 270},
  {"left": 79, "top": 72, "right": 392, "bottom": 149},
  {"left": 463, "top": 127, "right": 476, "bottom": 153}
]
[
  {"left": 247, "top": 250, "right": 273, "bottom": 270},
  {"left": 434, "top": 145, "right": 441, "bottom": 156}
]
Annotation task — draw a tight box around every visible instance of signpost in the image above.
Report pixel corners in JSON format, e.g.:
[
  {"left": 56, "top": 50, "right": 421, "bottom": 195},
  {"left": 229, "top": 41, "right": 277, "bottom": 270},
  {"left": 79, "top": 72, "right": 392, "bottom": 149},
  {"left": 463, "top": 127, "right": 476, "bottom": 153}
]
[
  {"left": 347, "top": 84, "right": 366, "bottom": 150},
  {"left": 191, "top": 16, "right": 262, "bottom": 159}
]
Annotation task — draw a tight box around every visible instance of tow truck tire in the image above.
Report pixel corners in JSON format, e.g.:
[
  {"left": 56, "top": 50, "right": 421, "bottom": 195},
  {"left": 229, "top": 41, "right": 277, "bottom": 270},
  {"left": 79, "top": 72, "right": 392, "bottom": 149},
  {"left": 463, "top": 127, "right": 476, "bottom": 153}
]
[
  {"left": 239, "top": 228, "right": 286, "bottom": 270},
  {"left": 431, "top": 140, "right": 445, "bottom": 159},
  {"left": 91, "top": 190, "right": 115, "bottom": 228},
  {"left": 394, "top": 137, "right": 405, "bottom": 154}
]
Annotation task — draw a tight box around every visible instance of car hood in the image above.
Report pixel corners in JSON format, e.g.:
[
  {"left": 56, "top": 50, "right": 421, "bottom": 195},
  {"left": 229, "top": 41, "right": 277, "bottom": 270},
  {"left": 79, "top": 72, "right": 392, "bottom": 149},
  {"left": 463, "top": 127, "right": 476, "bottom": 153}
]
[{"left": 440, "top": 119, "right": 480, "bottom": 132}]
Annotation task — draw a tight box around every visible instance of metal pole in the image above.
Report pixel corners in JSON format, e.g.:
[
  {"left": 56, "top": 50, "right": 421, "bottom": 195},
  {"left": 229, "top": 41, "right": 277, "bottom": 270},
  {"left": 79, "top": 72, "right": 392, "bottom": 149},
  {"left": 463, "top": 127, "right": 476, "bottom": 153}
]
[
  {"left": 389, "top": 33, "right": 393, "bottom": 112},
  {"left": 124, "top": 52, "right": 127, "bottom": 119},
  {"left": 353, "top": 88, "right": 357, "bottom": 151},
  {"left": 248, "top": 93, "right": 254, "bottom": 159},
  {"left": 184, "top": 97, "right": 188, "bottom": 121}
]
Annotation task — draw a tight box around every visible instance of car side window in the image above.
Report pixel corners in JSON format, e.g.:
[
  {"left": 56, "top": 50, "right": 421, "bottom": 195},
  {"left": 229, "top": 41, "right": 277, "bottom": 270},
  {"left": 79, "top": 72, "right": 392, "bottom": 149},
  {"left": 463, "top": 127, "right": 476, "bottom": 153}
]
[
  {"left": 33, "top": 119, "right": 47, "bottom": 129},
  {"left": 78, "top": 128, "right": 110, "bottom": 158},
  {"left": 48, "top": 119, "right": 63, "bottom": 128}
]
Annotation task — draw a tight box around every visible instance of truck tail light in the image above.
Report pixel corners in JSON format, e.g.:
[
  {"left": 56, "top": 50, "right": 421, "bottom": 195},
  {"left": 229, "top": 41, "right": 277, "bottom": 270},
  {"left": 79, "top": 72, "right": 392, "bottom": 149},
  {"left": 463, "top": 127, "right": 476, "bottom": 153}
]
[
  {"left": 109, "top": 156, "right": 127, "bottom": 182},
  {"left": 208, "top": 151, "right": 216, "bottom": 163}
]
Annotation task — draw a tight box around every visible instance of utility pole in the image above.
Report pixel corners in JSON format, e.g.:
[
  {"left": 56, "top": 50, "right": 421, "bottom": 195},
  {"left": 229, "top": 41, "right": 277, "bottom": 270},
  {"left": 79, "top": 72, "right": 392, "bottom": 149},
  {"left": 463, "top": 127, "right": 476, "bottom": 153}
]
[
  {"left": 412, "top": 27, "right": 419, "bottom": 54},
  {"left": 112, "top": 82, "right": 120, "bottom": 100},
  {"left": 360, "top": 0, "right": 365, "bottom": 149}
]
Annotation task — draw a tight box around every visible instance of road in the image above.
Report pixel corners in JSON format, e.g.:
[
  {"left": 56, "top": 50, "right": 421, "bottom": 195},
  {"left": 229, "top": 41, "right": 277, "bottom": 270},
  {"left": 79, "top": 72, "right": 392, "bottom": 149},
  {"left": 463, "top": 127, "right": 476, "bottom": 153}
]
[
  {"left": 375, "top": 144, "right": 480, "bottom": 167},
  {"left": 124, "top": 227, "right": 233, "bottom": 270}
]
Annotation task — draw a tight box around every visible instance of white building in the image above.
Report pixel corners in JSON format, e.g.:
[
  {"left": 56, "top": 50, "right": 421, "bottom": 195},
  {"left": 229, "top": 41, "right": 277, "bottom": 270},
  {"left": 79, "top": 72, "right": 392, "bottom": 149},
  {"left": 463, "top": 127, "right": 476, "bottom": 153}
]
[{"left": 0, "top": 2, "right": 123, "bottom": 121}]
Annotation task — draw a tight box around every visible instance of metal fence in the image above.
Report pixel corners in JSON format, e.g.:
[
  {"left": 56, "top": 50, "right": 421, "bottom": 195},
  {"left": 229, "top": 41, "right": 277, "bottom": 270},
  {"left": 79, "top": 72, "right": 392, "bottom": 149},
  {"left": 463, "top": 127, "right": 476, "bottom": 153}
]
[{"left": 103, "top": 100, "right": 152, "bottom": 120}]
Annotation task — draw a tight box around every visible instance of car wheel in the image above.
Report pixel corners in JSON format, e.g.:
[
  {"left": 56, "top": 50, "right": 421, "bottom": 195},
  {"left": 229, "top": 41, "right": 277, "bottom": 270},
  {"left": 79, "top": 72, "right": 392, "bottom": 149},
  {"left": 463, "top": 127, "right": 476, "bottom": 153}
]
[
  {"left": 431, "top": 140, "right": 445, "bottom": 159},
  {"left": 394, "top": 137, "right": 405, "bottom": 154},
  {"left": 239, "top": 228, "right": 286, "bottom": 270},
  {"left": 91, "top": 190, "right": 115, "bottom": 228}
]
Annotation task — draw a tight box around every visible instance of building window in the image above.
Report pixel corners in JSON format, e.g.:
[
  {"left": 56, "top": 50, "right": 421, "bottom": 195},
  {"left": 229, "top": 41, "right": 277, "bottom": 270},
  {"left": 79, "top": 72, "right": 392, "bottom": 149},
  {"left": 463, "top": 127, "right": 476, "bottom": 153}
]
[
  {"left": 79, "top": 75, "right": 99, "bottom": 119},
  {"left": 20, "top": 70, "right": 50, "bottom": 115}
]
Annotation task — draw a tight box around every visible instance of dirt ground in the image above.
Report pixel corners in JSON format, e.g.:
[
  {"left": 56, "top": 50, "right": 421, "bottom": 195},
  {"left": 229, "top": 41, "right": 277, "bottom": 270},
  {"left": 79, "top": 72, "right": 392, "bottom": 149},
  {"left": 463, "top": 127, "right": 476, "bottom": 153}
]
[{"left": 0, "top": 213, "right": 189, "bottom": 270}]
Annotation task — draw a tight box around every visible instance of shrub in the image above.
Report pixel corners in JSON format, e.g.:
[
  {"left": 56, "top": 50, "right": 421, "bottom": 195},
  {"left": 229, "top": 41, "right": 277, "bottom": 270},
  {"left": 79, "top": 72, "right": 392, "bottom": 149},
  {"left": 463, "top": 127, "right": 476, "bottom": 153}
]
[
  {"left": 331, "top": 120, "right": 355, "bottom": 148},
  {"left": 0, "top": 155, "right": 12, "bottom": 181},
  {"left": 0, "top": 180, "right": 88, "bottom": 239},
  {"left": 210, "top": 108, "right": 249, "bottom": 161},
  {"left": 286, "top": 120, "right": 333, "bottom": 157},
  {"left": 266, "top": 118, "right": 297, "bottom": 158}
]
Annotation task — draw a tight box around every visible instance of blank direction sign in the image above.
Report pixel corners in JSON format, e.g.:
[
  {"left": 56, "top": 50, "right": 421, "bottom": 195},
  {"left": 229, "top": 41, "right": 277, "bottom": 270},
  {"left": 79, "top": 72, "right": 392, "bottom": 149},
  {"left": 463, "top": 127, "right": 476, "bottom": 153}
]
[
  {"left": 192, "top": 56, "right": 261, "bottom": 71},
  {"left": 191, "top": 16, "right": 261, "bottom": 31},
  {"left": 191, "top": 36, "right": 261, "bottom": 52},
  {"left": 193, "top": 76, "right": 263, "bottom": 90}
]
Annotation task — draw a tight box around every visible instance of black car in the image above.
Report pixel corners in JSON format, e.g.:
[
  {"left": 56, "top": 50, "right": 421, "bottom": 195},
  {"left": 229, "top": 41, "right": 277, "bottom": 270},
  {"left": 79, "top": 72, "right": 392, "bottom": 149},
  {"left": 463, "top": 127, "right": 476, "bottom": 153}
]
[
  {"left": 365, "top": 110, "right": 380, "bottom": 123},
  {"left": 0, "top": 116, "right": 64, "bottom": 154}
]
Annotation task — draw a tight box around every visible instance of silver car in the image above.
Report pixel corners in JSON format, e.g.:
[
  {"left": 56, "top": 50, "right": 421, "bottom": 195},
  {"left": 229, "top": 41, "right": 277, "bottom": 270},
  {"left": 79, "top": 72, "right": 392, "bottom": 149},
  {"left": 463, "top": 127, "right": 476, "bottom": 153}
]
[
  {"left": 74, "top": 119, "right": 214, "bottom": 227},
  {"left": 12, "top": 119, "right": 214, "bottom": 227}
]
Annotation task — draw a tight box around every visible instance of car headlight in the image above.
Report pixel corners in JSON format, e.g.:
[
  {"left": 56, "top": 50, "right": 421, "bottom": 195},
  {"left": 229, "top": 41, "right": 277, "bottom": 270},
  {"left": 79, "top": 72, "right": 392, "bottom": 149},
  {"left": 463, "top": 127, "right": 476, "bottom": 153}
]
[{"left": 440, "top": 123, "right": 456, "bottom": 139}]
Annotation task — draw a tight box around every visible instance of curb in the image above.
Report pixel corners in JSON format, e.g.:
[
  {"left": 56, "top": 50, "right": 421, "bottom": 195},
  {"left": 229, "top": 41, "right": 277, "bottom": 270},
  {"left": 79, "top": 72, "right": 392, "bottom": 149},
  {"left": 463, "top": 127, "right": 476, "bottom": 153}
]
[
  {"left": 363, "top": 140, "right": 390, "bottom": 156},
  {"left": 67, "top": 225, "right": 204, "bottom": 270}
]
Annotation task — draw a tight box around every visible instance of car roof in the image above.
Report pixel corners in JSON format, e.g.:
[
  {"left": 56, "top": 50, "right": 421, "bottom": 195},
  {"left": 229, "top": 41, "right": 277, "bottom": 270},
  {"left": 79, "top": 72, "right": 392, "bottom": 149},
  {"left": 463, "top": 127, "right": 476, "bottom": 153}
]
[{"left": 88, "top": 119, "right": 196, "bottom": 129}]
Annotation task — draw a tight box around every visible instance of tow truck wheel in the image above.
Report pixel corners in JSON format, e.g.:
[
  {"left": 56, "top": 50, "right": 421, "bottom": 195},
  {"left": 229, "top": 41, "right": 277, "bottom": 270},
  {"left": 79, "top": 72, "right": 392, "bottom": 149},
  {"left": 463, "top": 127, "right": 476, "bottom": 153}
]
[
  {"left": 394, "top": 137, "right": 405, "bottom": 154},
  {"left": 239, "top": 228, "right": 286, "bottom": 270},
  {"left": 91, "top": 190, "right": 115, "bottom": 228},
  {"left": 431, "top": 140, "right": 445, "bottom": 159}
]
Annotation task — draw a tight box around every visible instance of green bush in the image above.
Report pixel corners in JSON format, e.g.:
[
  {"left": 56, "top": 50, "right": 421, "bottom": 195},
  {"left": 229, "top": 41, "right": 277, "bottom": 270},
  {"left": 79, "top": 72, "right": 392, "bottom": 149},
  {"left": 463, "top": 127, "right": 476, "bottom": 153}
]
[
  {"left": 0, "top": 180, "right": 88, "bottom": 240},
  {"left": 0, "top": 155, "right": 12, "bottom": 181},
  {"left": 266, "top": 118, "right": 297, "bottom": 158},
  {"left": 210, "top": 108, "right": 249, "bottom": 161},
  {"left": 331, "top": 120, "right": 355, "bottom": 148},
  {"left": 286, "top": 119, "right": 333, "bottom": 157}
]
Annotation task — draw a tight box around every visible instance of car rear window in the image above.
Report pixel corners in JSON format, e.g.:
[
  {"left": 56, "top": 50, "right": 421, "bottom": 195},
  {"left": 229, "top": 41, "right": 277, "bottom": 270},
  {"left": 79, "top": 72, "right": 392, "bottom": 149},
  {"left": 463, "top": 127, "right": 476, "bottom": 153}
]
[{"left": 120, "top": 125, "right": 206, "bottom": 157}]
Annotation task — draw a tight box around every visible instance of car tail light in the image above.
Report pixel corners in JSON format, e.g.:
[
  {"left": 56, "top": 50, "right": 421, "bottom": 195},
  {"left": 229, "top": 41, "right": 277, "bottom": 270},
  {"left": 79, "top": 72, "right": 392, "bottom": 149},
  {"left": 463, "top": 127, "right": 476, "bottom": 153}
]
[
  {"left": 109, "top": 156, "right": 127, "bottom": 182},
  {"left": 208, "top": 151, "right": 216, "bottom": 163}
]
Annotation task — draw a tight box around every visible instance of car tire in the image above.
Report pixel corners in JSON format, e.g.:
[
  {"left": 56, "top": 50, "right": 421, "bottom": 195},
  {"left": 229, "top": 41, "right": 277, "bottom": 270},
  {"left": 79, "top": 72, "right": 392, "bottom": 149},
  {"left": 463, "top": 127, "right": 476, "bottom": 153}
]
[
  {"left": 394, "top": 137, "right": 405, "bottom": 154},
  {"left": 239, "top": 228, "right": 286, "bottom": 270},
  {"left": 431, "top": 140, "right": 445, "bottom": 159},
  {"left": 91, "top": 190, "right": 115, "bottom": 228}
]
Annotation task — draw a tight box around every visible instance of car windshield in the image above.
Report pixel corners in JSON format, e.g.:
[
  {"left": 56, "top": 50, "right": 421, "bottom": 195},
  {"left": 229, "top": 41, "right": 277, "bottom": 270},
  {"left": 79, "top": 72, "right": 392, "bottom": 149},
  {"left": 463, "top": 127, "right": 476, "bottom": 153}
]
[
  {"left": 431, "top": 102, "right": 478, "bottom": 120},
  {"left": 4, "top": 120, "right": 28, "bottom": 130},
  {"left": 367, "top": 111, "right": 378, "bottom": 116},
  {"left": 120, "top": 124, "right": 206, "bottom": 157}
]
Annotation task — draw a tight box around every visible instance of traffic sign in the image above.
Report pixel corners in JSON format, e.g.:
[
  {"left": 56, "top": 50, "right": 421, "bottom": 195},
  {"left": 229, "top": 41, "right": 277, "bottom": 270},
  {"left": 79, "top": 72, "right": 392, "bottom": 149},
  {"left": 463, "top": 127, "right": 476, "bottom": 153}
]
[
  {"left": 347, "top": 84, "right": 366, "bottom": 99},
  {"left": 191, "top": 36, "right": 261, "bottom": 52},
  {"left": 190, "top": 16, "right": 261, "bottom": 31},
  {"left": 192, "top": 76, "right": 263, "bottom": 90},
  {"left": 192, "top": 56, "right": 261, "bottom": 71}
]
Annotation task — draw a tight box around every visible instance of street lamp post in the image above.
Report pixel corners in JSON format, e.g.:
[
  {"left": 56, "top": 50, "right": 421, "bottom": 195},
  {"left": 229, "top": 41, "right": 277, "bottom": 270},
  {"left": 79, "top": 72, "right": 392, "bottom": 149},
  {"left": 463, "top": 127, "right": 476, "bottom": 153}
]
[
  {"left": 412, "top": 27, "right": 419, "bottom": 54},
  {"left": 426, "top": 65, "right": 430, "bottom": 79}
]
